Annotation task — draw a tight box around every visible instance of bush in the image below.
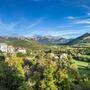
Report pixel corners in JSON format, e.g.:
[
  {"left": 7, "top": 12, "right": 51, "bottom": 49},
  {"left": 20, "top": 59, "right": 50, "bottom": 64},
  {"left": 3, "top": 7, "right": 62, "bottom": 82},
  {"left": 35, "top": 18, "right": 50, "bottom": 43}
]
[
  {"left": 16, "top": 52, "right": 26, "bottom": 57},
  {"left": 75, "top": 55, "right": 90, "bottom": 62},
  {"left": 0, "top": 62, "right": 24, "bottom": 90}
]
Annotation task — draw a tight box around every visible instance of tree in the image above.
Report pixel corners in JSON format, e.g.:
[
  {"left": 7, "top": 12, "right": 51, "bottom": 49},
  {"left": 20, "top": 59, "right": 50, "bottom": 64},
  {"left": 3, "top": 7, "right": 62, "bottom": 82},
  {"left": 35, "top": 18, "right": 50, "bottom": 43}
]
[
  {"left": 39, "top": 62, "right": 57, "bottom": 90},
  {"left": 0, "top": 62, "right": 24, "bottom": 90}
]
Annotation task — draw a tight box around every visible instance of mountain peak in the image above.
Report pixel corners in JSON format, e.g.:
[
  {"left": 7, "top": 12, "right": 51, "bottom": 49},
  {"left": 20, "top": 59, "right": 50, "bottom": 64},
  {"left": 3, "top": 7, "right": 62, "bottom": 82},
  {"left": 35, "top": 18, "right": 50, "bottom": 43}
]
[
  {"left": 67, "top": 33, "right": 90, "bottom": 45},
  {"left": 83, "top": 33, "right": 90, "bottom": 36}
]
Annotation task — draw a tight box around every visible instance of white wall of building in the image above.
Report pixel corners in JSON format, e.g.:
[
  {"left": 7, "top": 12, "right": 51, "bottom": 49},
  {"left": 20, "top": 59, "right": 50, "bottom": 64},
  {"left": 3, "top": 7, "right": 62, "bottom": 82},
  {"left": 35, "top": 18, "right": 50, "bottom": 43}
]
[{"left": 0, "top": 43, "right": 8, "bottom": 52}]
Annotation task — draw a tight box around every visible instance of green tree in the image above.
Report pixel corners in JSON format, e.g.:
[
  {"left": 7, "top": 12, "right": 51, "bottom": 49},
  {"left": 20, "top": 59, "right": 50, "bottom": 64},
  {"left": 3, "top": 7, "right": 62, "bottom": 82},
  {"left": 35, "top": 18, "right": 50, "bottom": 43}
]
[{"left": 0, "top": 62, "right": 24, "bottom": 90}]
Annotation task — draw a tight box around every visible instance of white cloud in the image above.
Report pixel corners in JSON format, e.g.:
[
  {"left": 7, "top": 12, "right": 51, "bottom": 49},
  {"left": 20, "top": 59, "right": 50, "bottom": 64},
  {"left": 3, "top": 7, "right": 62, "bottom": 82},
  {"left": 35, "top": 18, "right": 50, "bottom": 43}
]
[
  {"left": 67, "top": 15, "right": 90, "bottom": 25},
  {"left": 87, "top": 12, "right": 90, "bottom": 16},
  {"left": 26, "top": 20, "right": 41, "bottom": 29},
  {"left": 82, "top": 5, "right": 90, "bottom": 10},
  {"left": 67, "top": 16, "right": 75, "bottom": 20},
  {"left": 26, "top": 18, "right": 44, "bottom": 30},
  {"left": 75, "top": 19, "right": 90, "bottom": 24},
  {"left": 0, "top": 17, "right": 46, "bottom": 36},
  {"left": 0, "top": 19, "right": 18, "bottom": 31}
]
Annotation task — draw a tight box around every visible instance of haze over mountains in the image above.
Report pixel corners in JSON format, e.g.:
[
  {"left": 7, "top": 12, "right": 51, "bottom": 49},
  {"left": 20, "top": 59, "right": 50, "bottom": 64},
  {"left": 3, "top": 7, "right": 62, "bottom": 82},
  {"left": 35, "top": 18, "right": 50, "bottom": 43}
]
[
  {"left": 31, "top": 35, "right": 72, "bottom": 44},
  {"left": 0, "top": 33, "right": 90, "bottom": 46}
]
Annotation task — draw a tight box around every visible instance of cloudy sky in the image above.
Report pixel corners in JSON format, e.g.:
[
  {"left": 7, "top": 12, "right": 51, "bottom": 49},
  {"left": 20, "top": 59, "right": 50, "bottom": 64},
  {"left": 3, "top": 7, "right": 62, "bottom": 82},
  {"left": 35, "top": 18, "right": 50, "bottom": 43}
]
[{"left": 0, "top": 0, "right": 90, "bottom": 38}]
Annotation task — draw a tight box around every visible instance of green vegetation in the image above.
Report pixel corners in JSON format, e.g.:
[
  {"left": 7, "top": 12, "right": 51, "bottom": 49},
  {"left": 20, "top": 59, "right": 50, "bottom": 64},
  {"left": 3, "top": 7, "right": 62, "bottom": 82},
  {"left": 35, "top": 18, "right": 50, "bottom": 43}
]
[
  {"left": 68, "top": 33, "right": 90, "bottom": 46},
  {"left": 0, "top": 37, "right": 44, "bottom": 50},
  {"left": 0, "top": 37, "right": 90, "bottom": 90},
  {"left": 75, "top": 60, "right": 89, "bottom": 67}
]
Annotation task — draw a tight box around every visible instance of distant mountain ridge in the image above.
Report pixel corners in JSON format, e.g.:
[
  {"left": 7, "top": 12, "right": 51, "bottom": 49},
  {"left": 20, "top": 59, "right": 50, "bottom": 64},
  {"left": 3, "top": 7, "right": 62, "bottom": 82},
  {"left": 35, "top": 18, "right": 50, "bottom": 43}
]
[
  {"left": 0, "top": 36, "right": 42, "bottom": 50},
  {"left": 0, "top": 33, "right": 89, "bottom": 46},
  {"left": 67, "top": 33, "right": 90, "bottom": 46},
  {"left": 31, "top": 35, "right": 71, "bottom": 44}
]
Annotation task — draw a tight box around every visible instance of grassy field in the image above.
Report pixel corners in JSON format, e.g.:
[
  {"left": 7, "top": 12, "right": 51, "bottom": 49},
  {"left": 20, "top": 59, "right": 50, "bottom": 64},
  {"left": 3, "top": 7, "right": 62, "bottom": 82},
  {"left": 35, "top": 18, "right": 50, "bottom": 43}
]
[
  {"left": 74, "top": 60, "right": 90, "bottom": 77},
  {"left": 75, "top": 60, "right": 89, "bottom": 67}
]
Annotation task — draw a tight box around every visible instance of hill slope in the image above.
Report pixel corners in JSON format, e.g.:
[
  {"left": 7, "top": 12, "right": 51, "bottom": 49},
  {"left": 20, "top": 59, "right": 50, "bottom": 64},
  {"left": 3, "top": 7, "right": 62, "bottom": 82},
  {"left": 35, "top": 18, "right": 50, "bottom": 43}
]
[
  {"left": 0, "top": 37, "right": 43, "bottom": 50},
  {"left": 67, "top": 33, "right": 90, "bottom": 46}
]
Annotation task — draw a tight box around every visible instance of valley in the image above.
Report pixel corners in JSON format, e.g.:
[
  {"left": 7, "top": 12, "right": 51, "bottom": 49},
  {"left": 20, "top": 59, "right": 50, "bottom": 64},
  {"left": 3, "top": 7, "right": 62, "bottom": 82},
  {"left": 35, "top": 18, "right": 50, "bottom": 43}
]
[{"left": 0, "top": 33, "right": 90, "bottom": 90}]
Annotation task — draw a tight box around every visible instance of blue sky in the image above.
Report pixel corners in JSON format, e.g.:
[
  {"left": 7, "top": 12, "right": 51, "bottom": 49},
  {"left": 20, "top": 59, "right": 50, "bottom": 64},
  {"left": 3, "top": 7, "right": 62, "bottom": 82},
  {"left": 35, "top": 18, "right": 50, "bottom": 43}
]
[{"left": 0, "top": 0, "right": 90, "bottom": 38}]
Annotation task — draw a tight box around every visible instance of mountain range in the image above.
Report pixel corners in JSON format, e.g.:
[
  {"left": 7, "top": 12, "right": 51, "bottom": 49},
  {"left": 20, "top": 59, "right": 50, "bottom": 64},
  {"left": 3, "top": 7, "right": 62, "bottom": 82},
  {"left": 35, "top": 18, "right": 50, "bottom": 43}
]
[
  {"left": 0, "top": 33, "right": 90, "bottom": 47},
  {"left": 31, "top": 35, "right": 72, "bottom": 44},
  {"left": 31, "top": 33, "right": 90, "bottom": 46}
]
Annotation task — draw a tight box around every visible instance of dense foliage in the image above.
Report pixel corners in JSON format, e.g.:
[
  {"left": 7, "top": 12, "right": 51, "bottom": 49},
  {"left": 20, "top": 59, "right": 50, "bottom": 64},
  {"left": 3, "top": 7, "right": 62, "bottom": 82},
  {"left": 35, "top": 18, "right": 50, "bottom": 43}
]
[{"left": 0, "top": 46, "right": 90, "bottom": 90}]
